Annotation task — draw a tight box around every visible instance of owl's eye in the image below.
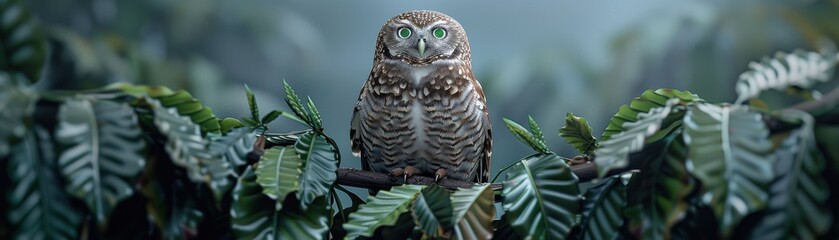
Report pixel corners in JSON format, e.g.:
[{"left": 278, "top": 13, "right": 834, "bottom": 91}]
[
  {"left": 433, "top": 27, "right": 446, "bottom": 39},
  {"left": 398, "top": 27, "right": 412, "bottom": 39}
]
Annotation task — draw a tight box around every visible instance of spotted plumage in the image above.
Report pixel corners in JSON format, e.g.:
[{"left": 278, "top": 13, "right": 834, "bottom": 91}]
[{"left": 350, "top": 10, "right": 492, "bottom": 183}]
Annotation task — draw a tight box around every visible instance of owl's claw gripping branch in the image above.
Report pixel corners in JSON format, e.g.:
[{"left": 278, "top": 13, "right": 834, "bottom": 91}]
[{"left": 434, "top": 168, "right": 447, "bottom": 182}]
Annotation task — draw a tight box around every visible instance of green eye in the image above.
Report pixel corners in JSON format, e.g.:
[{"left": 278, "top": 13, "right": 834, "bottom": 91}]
[
  {"left": 398, "top": 27, "right": 411, "bottom": 39},
  {"left": 433, "top": 28, "right": 446, "bottom": 39}
]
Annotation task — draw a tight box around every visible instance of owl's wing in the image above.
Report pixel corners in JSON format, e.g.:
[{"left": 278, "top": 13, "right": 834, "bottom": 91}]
[
  {"left": 350, "top": 76, "right": 370, "bottom": 172},
  {"left": 475, "top": 80, "right": 492, "bottom": 183}
]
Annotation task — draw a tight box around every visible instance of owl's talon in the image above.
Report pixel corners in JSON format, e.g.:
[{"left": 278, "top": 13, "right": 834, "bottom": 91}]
[{"left": 434, "top": 168, "right": 447, "bottom": 182}]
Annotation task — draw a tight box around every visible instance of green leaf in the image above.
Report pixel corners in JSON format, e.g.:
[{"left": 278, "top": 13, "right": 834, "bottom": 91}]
[
  {"left": 624, "top": 133, "right": 693, "bottom": 239},
  {"left": 261, "top": 110, "right": 282, "bottom": 125},
  {"left": 0, "top": 73, "right": 37, "bottom": 157},
  {"left": 577, "top": 176, "right": 625, "bottom": 240},
  {"left": 55, "top": 98, "right": 146, "bottom": 225},
  {"left": 241, "top": 117, "right": 260, "bottom": 128},
  {"left": 412, "top": 184, "right": 454, "bottom": 238},
  {"left": 283, "top": 80, "right": 311, "bottom": 125},
  {"left": 255, "top": 146, "right": 302, "bottom": 211},
  {"left": 294, "top": 132, "right": 338, "bottom": 211},
  {"left": 154, "top": 90, "right": 221, "bottom": 135},
  {"left": 493, "top": 215, "right": 525, "bottom": 240},
  {"left": 683, "top": 103, "right": 775, "bottom": 237},
  {"left": 503, "top": 118, "right": 550, "bottom": 154},
  {"left": 559, "top": 112, "right": 598, "bottom": 155},
  {"left": 218, "top": 117, "right": 245, "bottom": 133},
  {"left": 734, "top": 50, "right": 838, "bottom": 104},
  {"left": 306, "top": 96, "right": 322, "bottom": 130},
  {"left": 594, "top": 98, "right": 683, "bottom": 177},
  {"left": 601, "top": 89, "right": 701, "bottom": 142},
  {"left": 501, "top": 153, "right": 581, "bottom": 239},
  {"left": 244, "top": 84, "right": 260, "bottom": 123},
  {"left": 231, "top": 167, "right": 330, "bottom": 239},
  {"left": 7, "top": 127, "right": 82, "bottom": 240},
  {"left": 149, "top": 96, "right": 239, "bottom": 201},
  {"left": 528, "top": 115, "right": 545, "bottom": 143},
  {"left": 207, "top": 126, "right": 256, "bottom": 187},
  {"left": 344, "top": 185, "right": 424, "bottom": 239},
  {"left": 0, "top": 0, "right": 47, "bottom": 84},
  {"left": 749, "top": 110, "right": 831, "bottom": 239},
  {"left": 450, "top": 184, "right": 495, "bottom": 240}
]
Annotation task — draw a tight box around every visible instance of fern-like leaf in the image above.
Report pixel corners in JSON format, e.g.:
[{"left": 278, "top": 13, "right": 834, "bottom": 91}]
[
  {"left": 734, "top": 50, "right": 839, "bottom": 104},
  {"left": 559, "top": 112, "right": 598, "bottom": 155}
]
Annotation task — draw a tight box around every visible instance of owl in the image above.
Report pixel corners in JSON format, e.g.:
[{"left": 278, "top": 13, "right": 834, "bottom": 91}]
[{"left": 350, "top": 10, "right": 492, "bottom": 183}]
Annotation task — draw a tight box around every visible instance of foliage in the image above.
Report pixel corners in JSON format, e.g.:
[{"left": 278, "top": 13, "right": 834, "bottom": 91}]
[{"left": 1, "top": 3, "right": 839, "bottom": 239}]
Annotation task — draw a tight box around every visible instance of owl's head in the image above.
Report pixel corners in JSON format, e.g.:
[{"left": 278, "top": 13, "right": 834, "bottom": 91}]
[{"left": 375, "top": 10, "right": 471, "bottom": 65}]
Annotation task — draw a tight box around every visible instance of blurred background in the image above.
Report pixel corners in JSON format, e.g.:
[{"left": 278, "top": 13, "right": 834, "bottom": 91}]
[{"left": 27, "top": 0, "right": 839, "bottom": 187}]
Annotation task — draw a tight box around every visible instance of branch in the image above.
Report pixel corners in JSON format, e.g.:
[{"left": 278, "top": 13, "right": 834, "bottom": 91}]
[{"left": 247, "top": 135, "right": 599, "bottom": 193}]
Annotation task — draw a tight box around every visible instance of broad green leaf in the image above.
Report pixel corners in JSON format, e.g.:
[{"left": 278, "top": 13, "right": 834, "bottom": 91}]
[
  {"left": 283, "top": 80, "right": 311, "bottom": 125},
  {"left": 244, "top": 84, "right": 260, "bottom": 123},
  {"left": 624, "top": 133, "right": 693, "bottom": 239},
  {"left": 331, "top": 185, "right": 367, "bottom": 239},
  {"left": 559, "top": 112, "right": 598, "bottom": 155},
  {"left": 501, "top": 153, "right": 581, "bottom": 239},
  {"left": 734, "top": 50, "right": 838, "bottom": 104},
  {"left": 150, "top": 96, "right": 233, "bottom": 200},
  {"left": 294, "top": 132, "right": 338, "bottom": 210},
  {"left": 577, "top": 176, "right": 625, "bottom": 240},
  {"left": 231, "top": 168, "right": 330, "bottom": 240},
  {"left": 450, "top": 184, "right": 495, "bottom": 240},
  {"left": 503, "top": 118, "right": 550, "bottom": 154},
  {"left": 218, "top": 117, "right": 245, "bottom": 133},
  {"left": 749, "top": 110, "right": 831, "bottom": 239},
  {"left": 255, "top": 146, "right": 301, "bottom": 210},
  {"left": 0, "top": 73, "right": 36, "bottom": 156},
  {"left": 412, "top": 184, "right": 454, "bottom": 238},
  {"left": 344, "top": 185, "right": 424, "bottom": 239},
  {"left": 601, "top": 89, "right": 701, "bottom": 142},
  {"left": 55, "top": 98, "right": 145, "bottom": 225},
  {"left": 210, "top": 127, "right": 256, "bottom": 175},
  {"left": 7, "top": 127, "right": 82, "bottom": 240},
  {"left": 154, "top": 90, "right": 221, "bottom": 135},
  {"left": 0, "top": 0, "right": 47, "bottom": 84},
  {"left": 683, "top": 103, "right": 775, "bottom": 237},
  {"left": 594, "top": 98, "right": 682, "bottom": 177}
]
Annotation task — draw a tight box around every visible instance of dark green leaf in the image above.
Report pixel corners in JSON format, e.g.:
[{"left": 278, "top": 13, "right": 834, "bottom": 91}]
[
  {"left": 412, "top": 184, "right": 454, "bottom": 238},
  {"left": 231, "top": 168, "right": 330, "bottom": 239},
  {"left": 594, "top": 99, "right": 682, "bottom": 177},
  {"left": 577, "top": 176, "right": 625, "bottom": 240},
  {"left": 255, "top": 146, "right": 301, "bottom": 211},
  {"left": 344, "top": 185, "right": 424, "bottom": 239},
  {"left": 0, "top": 73, "right": 37, "bottom": 156},
  {"left": 749, "top": 110, "right": 831, "bottom": 239},
  {"left": 0, "top": 0, "right": 47, "bottom": 84},
  {"left": 559, "top": 112, "right": 598, "bottom": 155},
  {"left": 493, "top": 215, "right": 525, "bottom": 240},
  {"left": 55, "top": 98, "right": 145, "bottom": 225},
  {"left": 244, "top": 84, "right": 260, "bottom": 123},
  {"left": 503, "top": 118, "right": 550, "bottom": 154},
  {"left": 293, "top": 132, "right": 338, "bottom": 210},
  {"left": 154, "top": 90, "right": 221, "bottom": 135},
  {"left": 684, "top": 103, "right": 775, "bottom": 237},
  {"left": 7, "top": 127, "right": 82, "bottom": 239},
  {"left": 261, "top": 110, "right": 282, "bottom": 125},
  {"left": 450, "top": 184, "right": 495, "bottom": 240},
  {"left": 502, "top": 153, "right": 581, "bottom": 239},
  {"left": 624, "top": 133, "right": 693, "bottom": 239},
  {"left": 601, "top": 89, "right": 701, "bottom": 142}
]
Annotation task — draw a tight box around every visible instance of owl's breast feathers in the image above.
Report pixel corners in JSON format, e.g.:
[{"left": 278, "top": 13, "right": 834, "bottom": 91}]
[{"left": 351, "top": 59, "right": 492, "bottom": 182}]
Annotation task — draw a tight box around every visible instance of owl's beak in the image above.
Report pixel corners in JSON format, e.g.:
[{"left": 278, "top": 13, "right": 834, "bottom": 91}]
[{"left": 417, "top": 38, "right": 426, "bottom": 57}]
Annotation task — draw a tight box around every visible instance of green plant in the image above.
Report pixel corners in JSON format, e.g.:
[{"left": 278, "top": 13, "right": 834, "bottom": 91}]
[{"left": 2, "top": 1, "right": 839, "bottom": 239}]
